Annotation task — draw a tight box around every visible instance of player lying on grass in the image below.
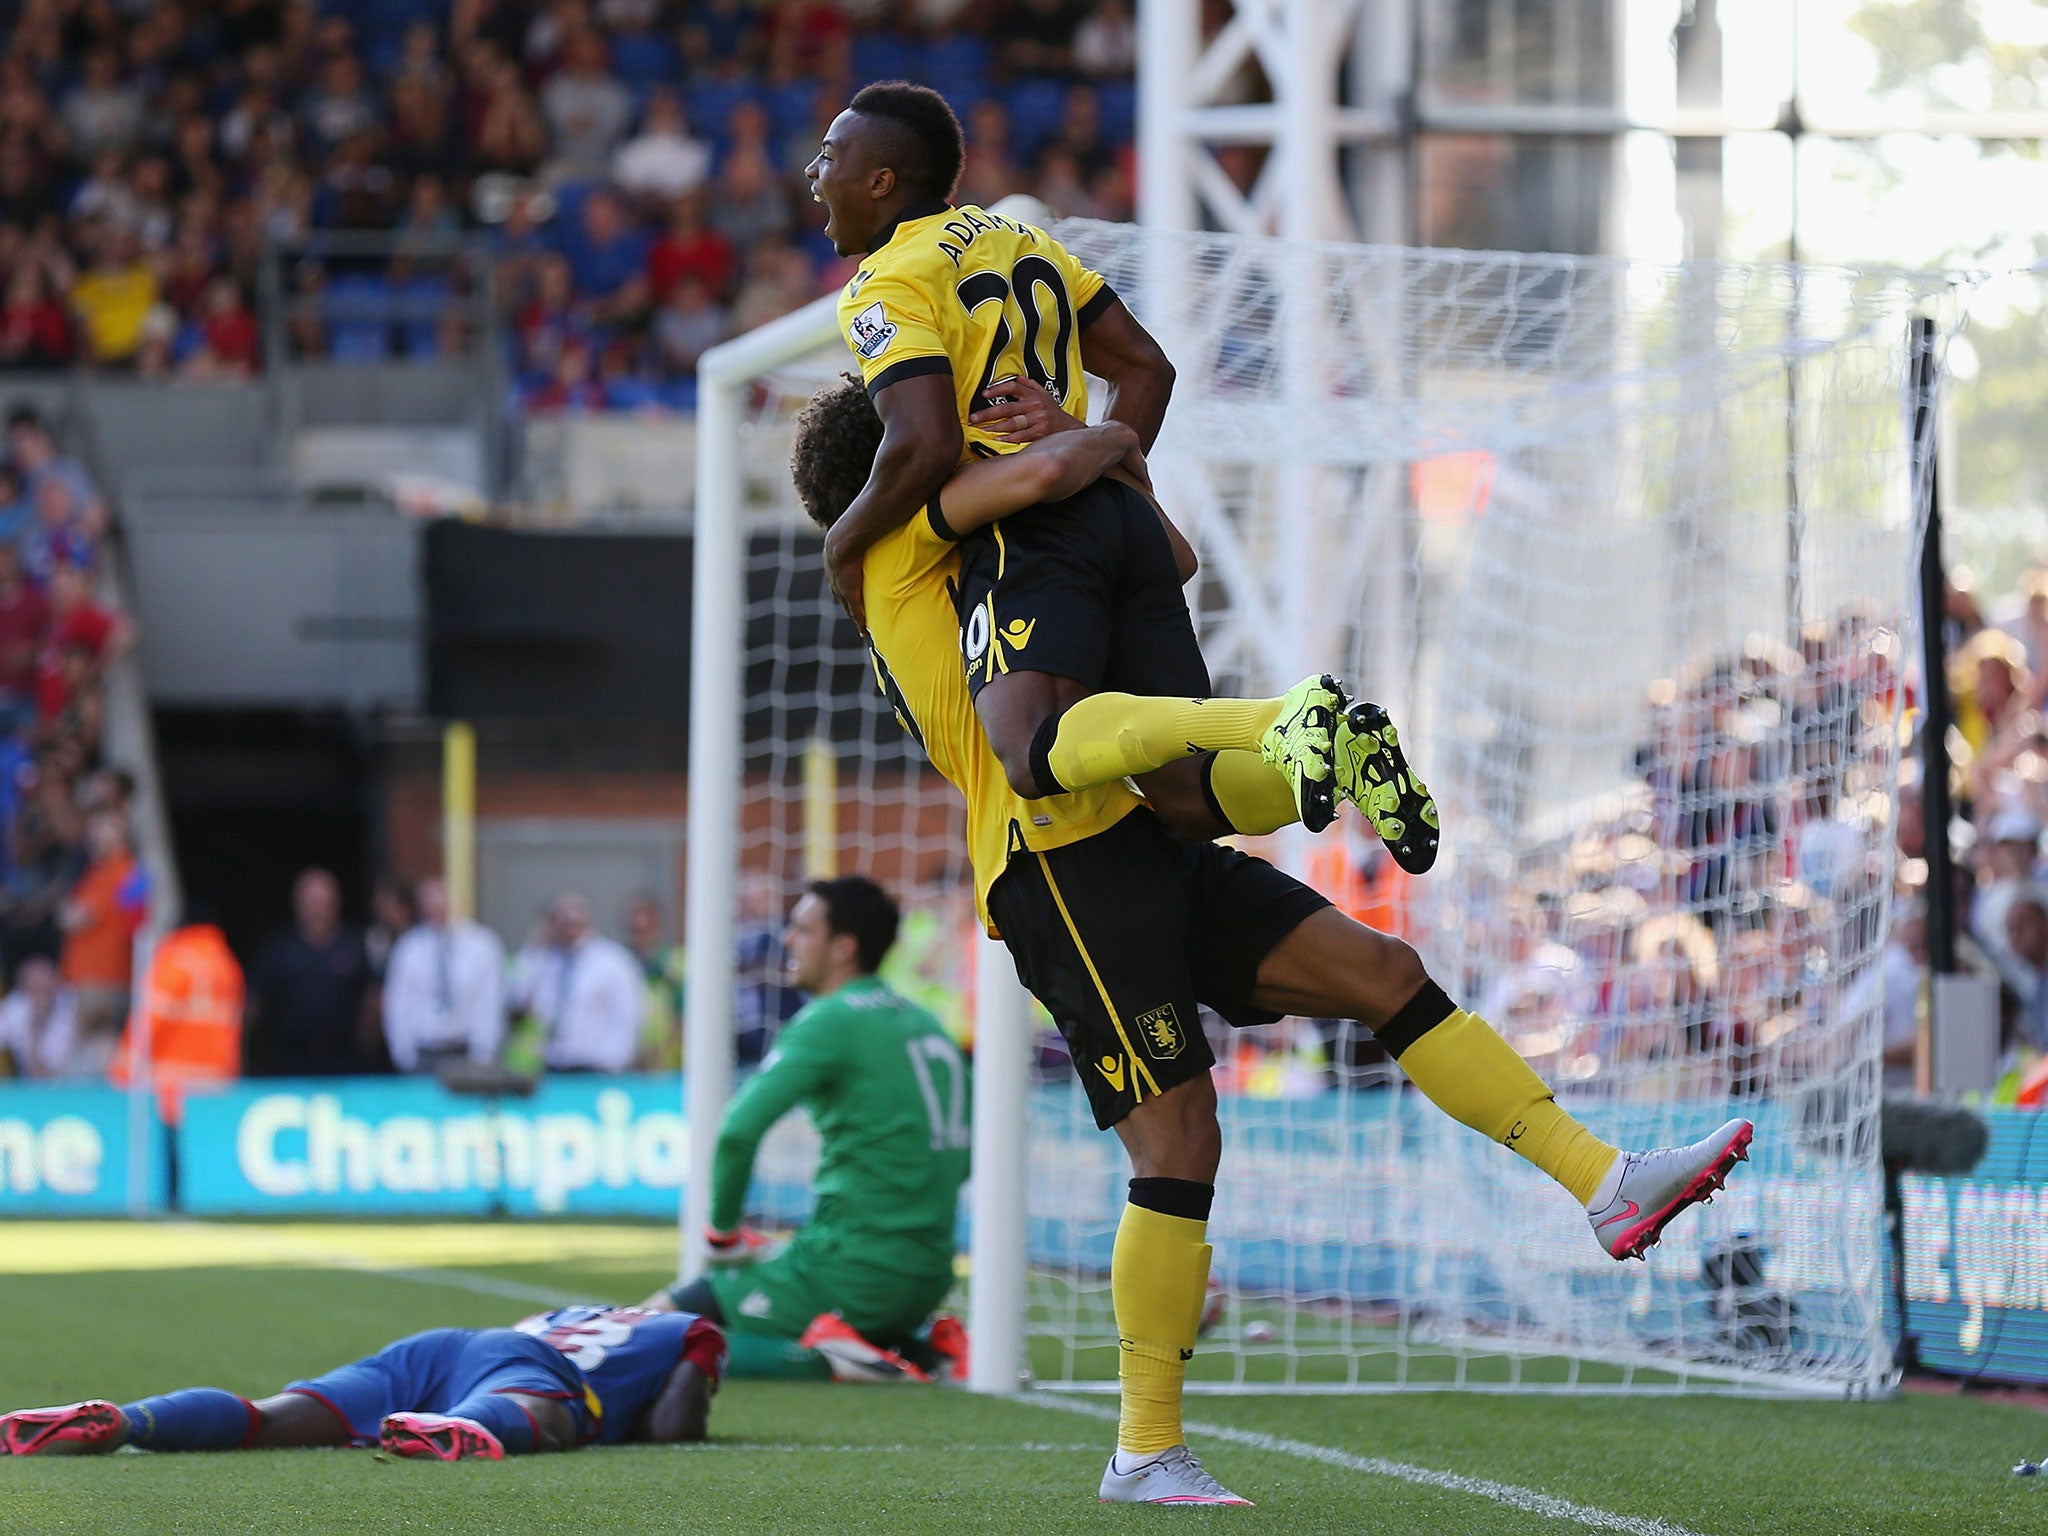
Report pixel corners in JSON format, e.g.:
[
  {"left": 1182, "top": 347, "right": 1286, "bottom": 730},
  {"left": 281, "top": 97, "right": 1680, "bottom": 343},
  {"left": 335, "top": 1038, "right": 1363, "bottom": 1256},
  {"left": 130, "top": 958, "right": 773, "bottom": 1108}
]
[
  {"left": 643, "top": 876, "right": 971, "bottom": 1387},
  {"left": 0, "top": 1304, "right": 726, "bottom": 1461},
  {"left": 805, "top": 83, "right": 1437, "bottom": 875},
  {"left": 790, "top": 369, "right": 1758, "bottom": 1507}
]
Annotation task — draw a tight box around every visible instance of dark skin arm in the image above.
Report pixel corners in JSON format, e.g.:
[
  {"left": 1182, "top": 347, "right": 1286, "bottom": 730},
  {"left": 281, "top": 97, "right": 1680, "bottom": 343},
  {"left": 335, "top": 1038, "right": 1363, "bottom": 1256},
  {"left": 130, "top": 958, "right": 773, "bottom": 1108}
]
[
  {"left": 1077, "top": 297, "right": 1175, "bottom": 451},
  {"left": 634, "top": 1360, "right": 714, "bottom": 1444},
  {"left": 821, "top": 371, "right": 962, "bottom": 629}
]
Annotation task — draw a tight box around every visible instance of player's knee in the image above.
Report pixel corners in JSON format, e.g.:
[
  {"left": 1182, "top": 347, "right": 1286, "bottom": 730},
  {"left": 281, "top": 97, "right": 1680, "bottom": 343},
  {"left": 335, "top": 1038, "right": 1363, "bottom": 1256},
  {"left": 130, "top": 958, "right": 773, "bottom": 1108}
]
[{"left": 522, "top": 1395, "right": 579, "bottom": 1453}]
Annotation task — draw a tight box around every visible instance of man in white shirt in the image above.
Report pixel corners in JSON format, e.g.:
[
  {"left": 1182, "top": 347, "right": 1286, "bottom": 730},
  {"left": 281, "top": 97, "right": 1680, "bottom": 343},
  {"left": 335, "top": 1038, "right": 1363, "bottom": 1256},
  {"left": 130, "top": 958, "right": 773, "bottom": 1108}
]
[
  {"left": 514, "top": 893, "right": 641, "bottom": 1074},
  {"left": 613, "top": 88, "right": 711, "bottom": 204},
  {"left": 382, "top": 878, "right": 506, "bottom": 1074},
  {"left": 0, "top": 957, "right": 82, "bottom": 1078}
]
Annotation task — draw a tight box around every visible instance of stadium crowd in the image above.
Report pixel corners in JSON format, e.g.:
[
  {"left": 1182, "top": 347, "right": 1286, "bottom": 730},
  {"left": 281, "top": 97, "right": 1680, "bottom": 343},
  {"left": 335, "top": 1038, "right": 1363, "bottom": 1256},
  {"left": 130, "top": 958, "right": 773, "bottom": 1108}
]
[
  {"left": 0, "top": 0, "right": 1137, "bottom": 397},
  {"left": 0, "top": 402, "right": 142, "bottom": 1080}
]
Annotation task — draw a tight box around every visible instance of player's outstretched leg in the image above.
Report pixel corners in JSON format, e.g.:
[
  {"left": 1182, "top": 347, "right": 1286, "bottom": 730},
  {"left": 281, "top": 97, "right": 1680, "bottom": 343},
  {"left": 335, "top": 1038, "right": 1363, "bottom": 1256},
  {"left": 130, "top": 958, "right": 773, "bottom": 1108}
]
[
  {"left": 1335, "top": 698, "right": 1440, "bottom": 873},
  {"left": 0, "top": 1400, "right": 126, "bottom": 1455},
  {"left": 1250, "top": 911, "right": 1756, "bottom": 1259},
  {"left": 1587, "top": 1118, "right": 1753, "bottom": 1261},
  {"left": 797, "top": 1314, "right": 934, "bottom": 1383}
]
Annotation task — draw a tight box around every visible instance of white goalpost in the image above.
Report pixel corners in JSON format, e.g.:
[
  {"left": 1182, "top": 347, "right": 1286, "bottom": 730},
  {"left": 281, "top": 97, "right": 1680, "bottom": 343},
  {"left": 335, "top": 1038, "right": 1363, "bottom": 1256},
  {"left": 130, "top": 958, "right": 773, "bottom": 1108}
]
[{"left": 685, "top": 212, "right": 1962, "bottom": 1399}]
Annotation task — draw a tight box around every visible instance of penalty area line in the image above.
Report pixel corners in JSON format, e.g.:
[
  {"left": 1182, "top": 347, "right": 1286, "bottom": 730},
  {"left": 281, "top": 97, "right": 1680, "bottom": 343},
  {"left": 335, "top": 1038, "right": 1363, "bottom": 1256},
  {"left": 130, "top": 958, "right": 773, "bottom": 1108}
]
[{"left": 1026, "top": 1395, "right": 1710, "bottom": 1536}]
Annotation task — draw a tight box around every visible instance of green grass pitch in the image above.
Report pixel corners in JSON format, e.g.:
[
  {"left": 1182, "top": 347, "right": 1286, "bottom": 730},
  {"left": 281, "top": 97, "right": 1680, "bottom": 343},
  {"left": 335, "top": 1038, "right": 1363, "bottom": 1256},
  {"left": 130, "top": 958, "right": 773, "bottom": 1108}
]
[{"left": 1, "top": 1220, "right": 2043, "bottom": 1534}]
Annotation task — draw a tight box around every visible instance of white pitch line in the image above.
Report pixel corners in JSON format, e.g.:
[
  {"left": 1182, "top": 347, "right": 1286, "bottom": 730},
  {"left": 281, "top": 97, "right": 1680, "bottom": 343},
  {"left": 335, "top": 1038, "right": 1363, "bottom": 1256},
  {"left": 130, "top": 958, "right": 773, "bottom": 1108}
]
[
  {"left": 675, "top": 1443, "right": 1098, "bottom": 1455},
  {"left": 1029, "top": 1395, "right": 1712, "bottom": 1536}
]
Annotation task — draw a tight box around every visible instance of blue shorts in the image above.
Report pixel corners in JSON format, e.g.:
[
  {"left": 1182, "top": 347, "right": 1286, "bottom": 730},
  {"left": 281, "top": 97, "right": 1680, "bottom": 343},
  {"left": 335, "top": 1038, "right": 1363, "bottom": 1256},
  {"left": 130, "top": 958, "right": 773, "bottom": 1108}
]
[{"left": 286, "top": 1328, "right": 590, "bottom": 1445}]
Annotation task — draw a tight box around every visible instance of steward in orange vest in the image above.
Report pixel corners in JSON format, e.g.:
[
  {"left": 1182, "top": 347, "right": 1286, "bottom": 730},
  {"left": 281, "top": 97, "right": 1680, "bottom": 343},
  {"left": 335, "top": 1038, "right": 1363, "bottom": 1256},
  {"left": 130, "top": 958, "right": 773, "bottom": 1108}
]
[{"left": 109, "top": 921, "right": 245, "bottom": 1124}]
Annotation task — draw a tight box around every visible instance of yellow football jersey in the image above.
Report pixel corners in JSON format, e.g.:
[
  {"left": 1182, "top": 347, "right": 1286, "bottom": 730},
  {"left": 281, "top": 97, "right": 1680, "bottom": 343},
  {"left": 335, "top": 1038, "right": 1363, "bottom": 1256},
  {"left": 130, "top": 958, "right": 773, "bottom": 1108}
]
[
  {"left": 837, "top": 202, "right": 1113, "bottom": 462},
  {"left": 862, "top": 505, "right": 1139, "bottom": 930}
]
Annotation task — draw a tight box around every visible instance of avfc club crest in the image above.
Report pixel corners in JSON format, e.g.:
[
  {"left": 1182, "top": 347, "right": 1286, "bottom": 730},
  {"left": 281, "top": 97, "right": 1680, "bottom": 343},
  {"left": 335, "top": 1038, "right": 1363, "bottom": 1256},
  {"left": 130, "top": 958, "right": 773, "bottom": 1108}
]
[
  {"left": 1135, "top": 1003, "right": 1186, "bottom": 1060},
  {"left": 848, "top": 301, "right": 897, "bottom": 360}
]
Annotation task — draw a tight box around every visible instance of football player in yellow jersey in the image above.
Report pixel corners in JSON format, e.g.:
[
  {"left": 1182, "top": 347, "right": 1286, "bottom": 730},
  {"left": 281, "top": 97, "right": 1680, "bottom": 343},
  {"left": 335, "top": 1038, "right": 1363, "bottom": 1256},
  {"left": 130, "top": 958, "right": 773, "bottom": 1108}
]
[
  {"left": 800, "top": 84, "right": 1411, "bottom": 852},
  {"left": 790, "top": 369, "right": 1758, "bottom": 1508}
]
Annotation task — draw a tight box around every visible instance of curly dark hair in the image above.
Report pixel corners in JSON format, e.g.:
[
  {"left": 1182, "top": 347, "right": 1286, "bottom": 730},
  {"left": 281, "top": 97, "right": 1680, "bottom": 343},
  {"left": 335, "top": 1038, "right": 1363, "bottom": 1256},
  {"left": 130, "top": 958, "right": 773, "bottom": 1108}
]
[
  {"left": 789, "top": 373, "right": 883, "bottom": 530},
  {"left": 848, "top": 80, "right": 965, "bottom": 203}
]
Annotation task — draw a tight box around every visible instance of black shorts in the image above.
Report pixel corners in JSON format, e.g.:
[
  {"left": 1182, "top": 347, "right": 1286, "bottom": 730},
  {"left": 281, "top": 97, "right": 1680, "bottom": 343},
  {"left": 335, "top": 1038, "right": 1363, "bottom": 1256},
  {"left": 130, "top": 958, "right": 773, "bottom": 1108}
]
[
  {"left": 952, "top": 478, "right": 1210, "bottom": 702},
  {"left": 987, "top": 807, "right": 1330, "bottom": 1130}
]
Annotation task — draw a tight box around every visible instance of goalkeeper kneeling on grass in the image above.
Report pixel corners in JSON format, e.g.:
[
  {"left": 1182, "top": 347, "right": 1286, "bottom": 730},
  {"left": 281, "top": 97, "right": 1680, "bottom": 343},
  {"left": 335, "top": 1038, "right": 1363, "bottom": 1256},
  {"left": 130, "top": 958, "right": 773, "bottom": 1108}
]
[{"left": 644, "top": 875, "right": 973, "bottom": 1384}]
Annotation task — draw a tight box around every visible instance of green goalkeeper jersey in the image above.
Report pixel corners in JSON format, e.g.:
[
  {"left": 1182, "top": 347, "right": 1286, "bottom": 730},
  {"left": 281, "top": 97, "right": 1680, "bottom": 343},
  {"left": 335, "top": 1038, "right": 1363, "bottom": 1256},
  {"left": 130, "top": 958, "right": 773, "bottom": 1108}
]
[{"left": 710, "top": 974, "right": 971, "bottom": 1260}]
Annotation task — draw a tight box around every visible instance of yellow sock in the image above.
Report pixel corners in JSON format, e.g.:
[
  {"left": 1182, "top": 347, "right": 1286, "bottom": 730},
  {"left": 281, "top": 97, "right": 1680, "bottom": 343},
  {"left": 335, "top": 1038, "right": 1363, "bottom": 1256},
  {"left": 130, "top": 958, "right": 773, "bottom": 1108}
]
[
  {"left": 1045, "top": 694, "right": 1280, "bottom": 792},
  {"left": 1205, "top": 749, "right": 1299, "bottom": 835},
  {"left": 1112, "top": 1202, "right": 1212, "bottom": 1456},
  {"left": 1395, "top": 1007, "right": 1619, "bottom": 1204}
]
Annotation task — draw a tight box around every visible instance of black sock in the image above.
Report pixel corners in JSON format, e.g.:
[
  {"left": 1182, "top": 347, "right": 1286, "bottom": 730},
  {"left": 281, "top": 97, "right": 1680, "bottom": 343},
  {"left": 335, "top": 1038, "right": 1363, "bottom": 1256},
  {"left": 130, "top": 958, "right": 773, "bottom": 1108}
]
[{"left": 1127, "top": 1176, "right": 1215, "bottom": 1222}]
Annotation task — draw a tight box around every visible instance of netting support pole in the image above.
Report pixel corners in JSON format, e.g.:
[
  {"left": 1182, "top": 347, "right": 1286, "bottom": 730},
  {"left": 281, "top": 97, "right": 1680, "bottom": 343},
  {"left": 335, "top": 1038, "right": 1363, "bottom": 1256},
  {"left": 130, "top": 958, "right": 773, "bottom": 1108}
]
[
  {"left": 1910, "top": 314, "right": 1956, "bottom": 978},
  {"left": 968, "top": 930, "right": 1031, "bottom": 1392},
  {"left": 681, "top": 367, "right": 745, "bottom": 1283}
]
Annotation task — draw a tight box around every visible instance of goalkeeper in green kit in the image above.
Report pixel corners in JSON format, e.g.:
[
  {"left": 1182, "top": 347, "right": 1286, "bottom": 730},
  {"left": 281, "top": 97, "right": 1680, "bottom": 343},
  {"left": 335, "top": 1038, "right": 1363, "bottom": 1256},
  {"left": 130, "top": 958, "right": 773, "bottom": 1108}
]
[{"left": 643, "top": 876, "right": 973, "bottom": 1383}]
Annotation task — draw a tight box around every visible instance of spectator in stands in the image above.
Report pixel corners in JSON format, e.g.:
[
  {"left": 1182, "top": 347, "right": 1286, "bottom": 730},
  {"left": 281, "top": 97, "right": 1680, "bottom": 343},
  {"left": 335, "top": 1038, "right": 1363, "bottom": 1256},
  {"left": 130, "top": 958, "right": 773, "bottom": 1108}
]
[
  {"left": 2005, "top": 889, "right": 2048, "bottom": 1054},
  {"left": 302, "top": 51, "right": 382, "bottom": 156},
  {"left": 625, "top": 891, "right": 685, "bottom": 1071},
  {"left": 0, "top": 543, "right": 44, "bottom": 735},
  {"left": 180, "top": 278, "right": 260, "bottom": 380},
  {"left": 728, "top": 237, "right": 812, "bottom": 334},
  {"left": 244, "top": 866, "right": 373, "bottom": 1077},
  {"left": 652, "top": 275, "right": 725, "bottom": 375},
  {"left": 24, "top": 478, "right": 103, "bottom": 585},
  {"left": 0, "top": 262, "right": 70, "bottom": 369},
  {"left": 1033, "top": 146, "right": 1103, "bottom": 220},
  {"left": 763, "top": 0, "right": 851, "bottom": 84},
  {"left": 709, "top": 146, "right": 792, "bottom": 254},
  {"left": 1073, "top": 0, "right": 1138, "bottom": 77},
  {"left": 7, "top": 408, "right": 100, "bottom": 527},
  {"left": 511, "top": 891, "right": 641, "bottom": 1073},
  {"left": 957, "top": 100, "right": 1019, "bottom": 209},
  {"left": 647, "top": 191, "right": 734, "bottom": 304},
  {"left": 315, "top": 130, "right": 398, "bottom": 234},
  {"left": 1972, "top": 805, "right": 2042, "bottom": 995},
  {"left": 468, "top": 50, "right": 549, "bottom": 176},
  {"left": 70, "top": 224, "right": 160, "bottom": 367},
  {"left": 388, "top": 80, "right": 461, "bottom": 189},
  {"left": 0, "top": 750, "right": 84, "bottom": 981},
  {"left": 108, "top": 904, "right": 246, "bottom": 1123},
  {"left": 613, "top": 87, "right": 710, "bottom": 206},
  {"left": 541, "top": 31, "right": 633, "bottom": 183},
  {"left": 383, "top": 875, "right": 506, "bottom": 1074},
  {"left": 61, "top": 45, "right": 143, "bottom": 161},
  {"left": 733, "top": 871, "right": 799, "bottom": 1065},
  {"left": 1882, "top": 900, "right": 1926, "bottom": 1090},
  {"left": 35, "top": 564, "right": 127, "bottom": 715},
  {"left": 0, "top": 955, "right": 80, "bottom": 1078},
  {"left": 393, "top": 172, "right": 460, "bottom": 260},
  {"left": 58, "top": 808, "right": 146, "bottom": 1048},
  {"left": 995, "top": 0, "right": 1081, "bottom": 75},
  {"left": 563, "top": 185, "right": 648, "bottom": 326}
]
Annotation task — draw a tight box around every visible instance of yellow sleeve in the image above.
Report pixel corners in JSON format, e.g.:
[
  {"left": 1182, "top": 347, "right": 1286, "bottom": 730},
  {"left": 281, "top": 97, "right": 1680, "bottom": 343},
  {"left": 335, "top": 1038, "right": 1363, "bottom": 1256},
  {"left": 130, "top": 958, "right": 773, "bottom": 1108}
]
[
  {"left": 839, "top": 267, "right": 955, "bottom": 397},
  {"left": 1052, "top": 240, "right": 1114, "bottom": 328}
]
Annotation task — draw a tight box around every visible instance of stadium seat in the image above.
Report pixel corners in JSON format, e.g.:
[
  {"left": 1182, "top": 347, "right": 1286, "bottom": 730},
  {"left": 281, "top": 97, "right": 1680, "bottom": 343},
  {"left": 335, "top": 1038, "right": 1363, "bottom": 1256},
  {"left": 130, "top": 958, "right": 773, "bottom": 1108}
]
[
  {"left": 324, "top": 274, "right": 393, "bottom": 363},
  {"left": 768, "top": 79, "right": 820, "bottom": 139},
  {"left": 1004, "top": 77, "right": 1070, "bottom": 158},
  {"left": 1097, "top": 81, "right": 1137, "bottom": 142},
  {"left": 850, "top": 33, "right": 915, "bottom": 82},
  {"left": 663, "top": 377, "right": 699, "bottom": 412},
  {"left": 610, "top": 30, "right": 680, "bottom": 88},
  {"left": 396, "top": 275, "right": 452, "bottom": 359},
  {"left": 921, "top": 36, "right": 991, "bottom": 92},
  {"left": 682, "top": 81, "right": 759, "bottom": 143}
]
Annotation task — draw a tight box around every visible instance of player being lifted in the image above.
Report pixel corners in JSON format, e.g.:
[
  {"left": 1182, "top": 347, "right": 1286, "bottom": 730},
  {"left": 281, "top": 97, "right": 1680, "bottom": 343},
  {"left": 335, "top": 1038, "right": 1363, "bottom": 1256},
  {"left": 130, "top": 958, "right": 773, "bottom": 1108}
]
[
  {"left": 643, "top": 876, "right": 972, "bottom": 1386},
  {"left": 803, "top": 82, "right": 1753, "bottom": 1505},
  {"left": 1, "top": 1304, "right": 726, "bottom": 1461}
]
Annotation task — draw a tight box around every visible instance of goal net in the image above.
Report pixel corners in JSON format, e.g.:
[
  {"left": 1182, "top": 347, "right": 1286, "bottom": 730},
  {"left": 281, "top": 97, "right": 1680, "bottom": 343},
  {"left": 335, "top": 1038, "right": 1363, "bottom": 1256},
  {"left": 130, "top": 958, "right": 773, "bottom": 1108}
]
[{"left": 688, "top": 216, "right": 1962, "bottom": 1398}]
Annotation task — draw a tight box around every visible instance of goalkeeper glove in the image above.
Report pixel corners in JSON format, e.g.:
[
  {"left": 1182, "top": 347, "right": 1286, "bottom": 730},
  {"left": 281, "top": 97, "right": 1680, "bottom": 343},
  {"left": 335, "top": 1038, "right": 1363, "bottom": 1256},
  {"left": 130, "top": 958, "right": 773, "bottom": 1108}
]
[{"left": 704, "top": 1226, "right": 774, "bottom": 1266}]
